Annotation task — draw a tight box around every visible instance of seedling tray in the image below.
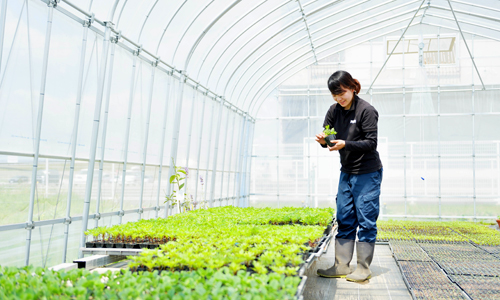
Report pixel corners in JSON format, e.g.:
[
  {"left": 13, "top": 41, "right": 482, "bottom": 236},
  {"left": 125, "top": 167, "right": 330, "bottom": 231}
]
[
  {"left": 389, "top": 240, "right": 432, "bottom": 262},
  {"left": 449, "top": 275, "right": 500, "bottom": 299},
  {"left": 397, "top": 261, "right": 469, "bottom": 300}
]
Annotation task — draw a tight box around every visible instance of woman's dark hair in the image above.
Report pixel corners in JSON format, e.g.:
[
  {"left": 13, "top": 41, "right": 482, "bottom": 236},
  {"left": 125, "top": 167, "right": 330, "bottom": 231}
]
[{"left": 327, "top": 70, "right": 361, "bottom": 95}]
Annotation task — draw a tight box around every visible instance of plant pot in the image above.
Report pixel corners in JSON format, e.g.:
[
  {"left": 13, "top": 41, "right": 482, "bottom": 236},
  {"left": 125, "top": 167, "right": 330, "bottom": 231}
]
[
  {"left": 85, "top": 242, "right": 95, "bottom": 248},
  {"left": 496, "top": 219, "right": 500, "bottom": 228},
  {"left": 325, "top": 134, "right": 336, "bottom": 147},
  {"left": 115, "top": 243, "right": 124, "bottom": 249}
]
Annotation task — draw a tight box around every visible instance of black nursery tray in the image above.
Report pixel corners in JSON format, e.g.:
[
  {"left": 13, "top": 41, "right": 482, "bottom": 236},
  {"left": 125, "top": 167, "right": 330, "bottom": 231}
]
[{"left": 86, "top": 242, "right": 162, "bottom": 249}]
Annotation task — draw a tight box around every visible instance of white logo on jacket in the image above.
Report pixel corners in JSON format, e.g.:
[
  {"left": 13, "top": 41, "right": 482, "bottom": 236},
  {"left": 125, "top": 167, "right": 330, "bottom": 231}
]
[{"left": 350, "top": 119, "right": 356, "bottom": 124}]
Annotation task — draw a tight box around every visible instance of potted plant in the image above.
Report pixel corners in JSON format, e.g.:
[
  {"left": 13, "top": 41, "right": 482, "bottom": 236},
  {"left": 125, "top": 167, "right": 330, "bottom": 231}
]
[{"left": 323, "top": 125, "right": 337, "bottom": 147}]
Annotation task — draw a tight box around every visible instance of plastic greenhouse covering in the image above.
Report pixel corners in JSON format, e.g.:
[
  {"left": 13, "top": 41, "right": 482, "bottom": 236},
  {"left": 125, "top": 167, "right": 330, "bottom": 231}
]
[{"left": 0, "top": 0, "right": 499, "bottom": 271}]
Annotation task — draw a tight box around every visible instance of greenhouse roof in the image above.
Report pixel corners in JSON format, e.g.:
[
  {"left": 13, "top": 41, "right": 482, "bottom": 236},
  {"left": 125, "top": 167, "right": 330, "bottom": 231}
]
[{"left": 52, "top": 0, "right": 500, "bottom": 117}]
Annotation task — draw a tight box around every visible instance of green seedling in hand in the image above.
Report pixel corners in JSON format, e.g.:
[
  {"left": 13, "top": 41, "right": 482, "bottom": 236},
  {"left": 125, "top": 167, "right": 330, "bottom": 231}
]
[{"left": 323, "top": 125, "right": 337, "bottom": 136}]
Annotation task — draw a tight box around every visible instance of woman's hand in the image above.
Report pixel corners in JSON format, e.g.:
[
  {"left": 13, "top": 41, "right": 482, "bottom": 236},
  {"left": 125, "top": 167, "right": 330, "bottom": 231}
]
[
  {"left": 328, "top": 140, "right": 345, "bottom": 151},
  {"left": 315, "top": 132, "right": 326, "bottom": 145}
]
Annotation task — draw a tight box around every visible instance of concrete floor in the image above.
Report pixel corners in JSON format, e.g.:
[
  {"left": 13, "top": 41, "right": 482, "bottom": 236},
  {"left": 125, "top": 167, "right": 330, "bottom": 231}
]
[{"left": 303, "top": 241, "right": 412, "bottom": 300}]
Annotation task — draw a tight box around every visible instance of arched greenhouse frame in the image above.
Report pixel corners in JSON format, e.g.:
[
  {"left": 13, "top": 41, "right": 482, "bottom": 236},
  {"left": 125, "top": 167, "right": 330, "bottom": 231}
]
[{"left": 0, "top": 0, "right": 499, "bottom": 299}]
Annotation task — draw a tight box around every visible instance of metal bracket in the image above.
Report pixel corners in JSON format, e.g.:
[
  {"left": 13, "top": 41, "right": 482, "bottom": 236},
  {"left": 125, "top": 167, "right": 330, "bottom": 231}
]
[
  {"left": 48, "top": 0, "right": 60, "bottom": 8},
  {"left": 134, "top": 45, "right": 143, "bottom": 56},
  {"left": 152, "top": 57, "right": 160, "bottom": 67},
  {"left": 138, "top": 208, "right": 144, "bottom": 214},
  {"left": 63, "top": 217, "right": 72, "bottom": 225},
  {"left": 94, "top": 213, "right": 101, "bottom": 221},
  {"left": 110, "top": 30, "right": 121, "bottom": 44},
  {"left": 25, "top": 221, "right": 35, "bottom": 230},
  {"left": 83, "top": 13, "right": 95, "bottom": 28},
  {"left": 118, "top": 210, "right": 125, "bottom": 217},
  {"left": 179, "top": 70, "right": 188, "bottom": 83},
  {"left": 104, "top": 21, "right": 114, "bottom": 30}
]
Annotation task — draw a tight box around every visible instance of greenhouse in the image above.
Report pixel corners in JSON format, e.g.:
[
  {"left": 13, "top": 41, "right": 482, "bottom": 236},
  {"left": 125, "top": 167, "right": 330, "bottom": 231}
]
[{"left": 0, "top": 0, "right": 499, "bottom": 299}]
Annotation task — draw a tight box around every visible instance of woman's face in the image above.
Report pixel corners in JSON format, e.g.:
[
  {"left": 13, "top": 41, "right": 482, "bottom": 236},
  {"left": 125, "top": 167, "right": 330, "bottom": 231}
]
[{"left": 332, "top": 87, "right": 355, "bottom": 109}]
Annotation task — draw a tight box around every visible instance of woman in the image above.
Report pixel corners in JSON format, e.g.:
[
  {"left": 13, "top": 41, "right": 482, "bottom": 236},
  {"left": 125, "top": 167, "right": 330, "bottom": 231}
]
[{"left": 315, "top": 70, "right": 383, "bottom": 282}]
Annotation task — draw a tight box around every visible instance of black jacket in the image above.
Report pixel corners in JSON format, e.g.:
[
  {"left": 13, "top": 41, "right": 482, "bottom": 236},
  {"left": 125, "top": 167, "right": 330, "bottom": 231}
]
[{"left": 322, "top": 95, "right": 383, "bottom": 174}]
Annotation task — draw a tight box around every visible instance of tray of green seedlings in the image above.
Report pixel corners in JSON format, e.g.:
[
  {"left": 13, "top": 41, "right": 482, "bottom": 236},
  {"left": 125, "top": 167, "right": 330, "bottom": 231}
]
[
  {"left": 447, "top": 221, "right": 500, "bottom": 247},
  {"left": 376, "top": 220, "right": 414, "bottom": 242},
  {"left": 0, "top": 265, "right": 302, "bottom": 300},
  {"left": 389, "top": 240, "right": 432, "bottom": 262},
  {"left": 397, "top": 261, "right": 468, "bottom": 300},
  {"left": 85, "top": 206, "right": 334, "bottom": 300},
  {"left": 85, "top": 207, "right": 335, "bottom": 251},
  {"left": 404, "top": 221, "right": 469, "bottom": 243},
  {"left": 127, "top": 224, "right": 321, "bottom": 276},
  {"left": 236, "top": 207, "right": 335, "bottom": 226},
  {"left": 449, "top": 274, "right": 500, "bottom": 300}
]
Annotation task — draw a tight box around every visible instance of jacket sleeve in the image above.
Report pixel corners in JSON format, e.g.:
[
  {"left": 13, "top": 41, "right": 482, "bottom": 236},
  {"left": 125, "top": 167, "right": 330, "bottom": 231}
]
[
  {"left": 345, "top": 131, "right": 378, "bottom": 151},
  {"left": 345, "top": 107, "right": 378, "bottom": 151},
  {"left": 320, "top": 106, "right": 334, "bottom": 148}
]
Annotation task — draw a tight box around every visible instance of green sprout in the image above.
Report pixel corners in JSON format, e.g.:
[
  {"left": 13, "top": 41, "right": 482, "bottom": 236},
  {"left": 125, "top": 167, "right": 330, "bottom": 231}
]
[{"left": 323, "top": 125, "right": 337, "bottom": 136}]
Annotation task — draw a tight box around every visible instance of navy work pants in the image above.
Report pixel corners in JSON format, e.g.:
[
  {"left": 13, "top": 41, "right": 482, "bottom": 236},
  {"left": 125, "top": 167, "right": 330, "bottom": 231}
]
[{"left": 335, "top": 168, "right": 383, "bottom": 243}]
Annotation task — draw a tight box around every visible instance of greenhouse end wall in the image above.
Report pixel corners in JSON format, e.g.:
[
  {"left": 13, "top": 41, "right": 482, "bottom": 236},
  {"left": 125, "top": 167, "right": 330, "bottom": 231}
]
[{"left": 251, "top": 28, "right": 500, "bottom": 219}]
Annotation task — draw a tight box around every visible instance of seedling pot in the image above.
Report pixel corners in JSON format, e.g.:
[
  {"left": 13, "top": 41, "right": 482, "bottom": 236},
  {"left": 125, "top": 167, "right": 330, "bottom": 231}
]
[
  {"left": 325, "top": 134, "right": 336, "bottom": 147},
  {"left": 496, "top": 219, "right": 500, "bottom": 228}
]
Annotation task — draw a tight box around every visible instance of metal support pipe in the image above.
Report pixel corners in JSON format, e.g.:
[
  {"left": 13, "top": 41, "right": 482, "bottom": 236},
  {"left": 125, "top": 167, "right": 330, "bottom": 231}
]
[
  {"left": 79, "top": 19, "right": 112, "bottom": 258},
  {"left": 471, "top": 34, "right": 477, "bottom": 220},
  {"left": 118, "top": 51, "right": 139, "bottom": 223},
  {"left": 225, "top": 112, "right": 237, "bottom": 205},
  {"left": 166, "top": 71, "right": 187, "bottom": 215},
  {"left": 157, "top": 75, "right": 172, "bottom": 218},
  {"left": 193, "top": 95, "right": 207, "bottom": 208},
  {"left": 232, "top": 116, "right": 244, "bottom": 206},
  {"left": 218, "top": 107, "right": 232, "bottom": 206},
  {"left": 277, "top": 113, "right": 280, "bottom": 208},
  {"left": 209, "top": 97, "right": 225, "bottom": 207},
  {"left": 437, "top": 28, "right": 442, "bottom": 219},
  {"left": 175, "top": 87, "right": 197, "bottom": 212},
  {"left": 62, "top": 17, "right": 91, "bottom": 263},
  {"left": 241, "top": 116, "right": 251, "bottom": 207},
  {"left": 137, "top": 60, "right": 157, "bottom": 220},
  {"left": 181, "top": 88, "right": 197, "bottom": 203},
  {"left": 202, "top": 100, "right": 217, "bottom": 205},
  {"left": 402, "top": 34, "right": 407, "bottom": 217},
  {"left": 236, "top": 116, "right": 248, "bottom": 207},
  {"left": 0, "top": 0, "right": 7, "bottom": 73},
  {"left": 446, "top": 0, "right": 485, "bottom": 90},
  {"left": 95, "top": 33, "right": 118, "bottom": 228},
  {"left": 307, "top": 86, "right": 311, "bottom": 207},
  {"left": 25, "top": 0, "right": 57, "bottom": 266},
  {"left": 366, "top": 0, "right": 426, "bottom": 94},
  {"left": 296, "top": 0, "right": 317, "bottom": 63},
  {"left": 246, "top": 121, "right": 255, "bottom": 207}
]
